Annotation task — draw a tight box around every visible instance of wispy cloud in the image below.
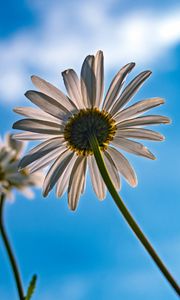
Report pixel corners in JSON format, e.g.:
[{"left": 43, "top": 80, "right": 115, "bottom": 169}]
[
  {"left": 0, "top": 0, "right": 180, "bottom": 102},
  {"left": 37, "top": 266, "right": 173, "bottom": 300},
  {"left": 38, "top": 275, "right": 90, "bottom": 300}
]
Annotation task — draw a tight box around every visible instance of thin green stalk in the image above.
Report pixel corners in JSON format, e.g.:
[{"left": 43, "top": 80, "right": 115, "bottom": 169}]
[
  {"left": 89, "top": 135, "right": 180, "bottom": 296},
  {"left": 0, "top": 194, "right": 25, "bottom": 300}
]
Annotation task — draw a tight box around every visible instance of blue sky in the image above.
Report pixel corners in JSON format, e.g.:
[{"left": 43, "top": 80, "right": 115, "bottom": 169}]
[{"left": 0, "top": 0, "right": 180, "bottom": 299}]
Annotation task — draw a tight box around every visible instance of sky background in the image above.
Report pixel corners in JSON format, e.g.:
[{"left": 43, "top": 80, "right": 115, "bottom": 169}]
[{"left": 0, "top": 0, "right": 180, "bottom": 299}]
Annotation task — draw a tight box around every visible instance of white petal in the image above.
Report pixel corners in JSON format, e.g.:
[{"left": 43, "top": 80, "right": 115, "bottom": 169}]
[
  {"left": 13, "top": 107, "right": 62, "bottom": 123},
  {"left": 94, "top": 50, "right": 104, "bottom": 108},
  {"left": 103, "top": 62, "right": 135, "bottom": 111},
  {"left": 116, "top": 128, "right": 164, "bottom": 141},
  {"left": 103, "top": 151, "right": 120, "bottom": 190},
  {"left": 114, "top": 97, "right": 165, "bottom": 122},
  {"left": 29, "top": 137, "right": 65, "bottom": 155},
  {"left": 81, "top": 55, "right": 96, "bottom": 108},
  {"left": 106, "top": 147, "right": 137, "bottom": 187},
  {"left": 29, "top": 171, "right": 44, "bottom": 186},
  {"left": 28, "top": 147, "right": 66, "bottom": 174},
  {"left": 56, "top": 154, "right": 76, "bottom": 197},
  {"left": 5, "top": 191, "right": 15, "bottom": 202},
  {"left": 5, "top": 133, "right": 24, "bottom": 156},
  {"left": 81, "top": 159, "right": 87, "bottom": 195},
  {"left": 25, "top": 90, "right": 71, "bottom": 120},
  {"left": 88, "top": 155, "right": 106, "bottom": 200},
  {"left": 20, "top": 187, "right": 34, "bottom": 199},
  {"left": 117, "top": 115, "right": 171, "bottom": 128},
  {"left": 13, "top": 118, "right": 64, "bottom": 135},
  {"left": 68, "top": 156, "right": 87, "bottom": 211},
  {"left": 31, "top": 75, "right": 77, "bottom": 112},
  {"left": 43, "top": 150, "right": 74, "bottom": 196},
  {"left": 19, "top": 137, "right": 65, "bottom": 169},
  {"left": 62, "top": 69, "right": 84, "bottom": 109},
  {"left": 110, "top": 71, "right": 152, "bottom": 115},
  {"left": 0, "top": 150, "right": 15, "bottom": 168},
  {"left": 112, "top": 137, "right": 156, "bottom": 160},
  {"left": 0, "top": 147, "right": 12, "bottom": 161},
  {"left": 12, "top": 132, "right": 57, "bottom": 141}
]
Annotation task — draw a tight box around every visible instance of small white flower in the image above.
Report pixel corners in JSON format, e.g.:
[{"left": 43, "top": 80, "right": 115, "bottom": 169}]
[
  {"left": 13, "top": 51, "right": 170, "bottom": 210},
  {"left": 0, "top": 133, "right": 42, "bottom": 201}
]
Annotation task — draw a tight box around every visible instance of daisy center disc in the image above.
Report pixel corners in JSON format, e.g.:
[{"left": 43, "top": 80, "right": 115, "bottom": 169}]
[{"left": 64, "top": 108, "right": 117, "bottom": 155}]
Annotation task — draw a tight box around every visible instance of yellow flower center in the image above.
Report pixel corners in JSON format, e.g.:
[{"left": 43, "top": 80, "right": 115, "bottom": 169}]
[{"left": 64, "top": 108, "right": 117, "bottom": 156}]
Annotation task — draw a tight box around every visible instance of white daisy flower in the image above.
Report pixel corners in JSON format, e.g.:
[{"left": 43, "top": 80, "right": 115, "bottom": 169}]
[
  {"left": 0, "top": 133, "right": 42, "bottom": 201},
  {"left": 13, "top": 50, "right": 170, "bottom": 210}
]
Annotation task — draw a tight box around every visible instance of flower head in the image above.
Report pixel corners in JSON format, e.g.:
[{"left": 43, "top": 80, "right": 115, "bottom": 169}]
[
  {"left": 13, "top": 50, "right": 170, "bottom": 210},
  {"left": 0, "top": 133, "right": 42, "bottom": 201}
]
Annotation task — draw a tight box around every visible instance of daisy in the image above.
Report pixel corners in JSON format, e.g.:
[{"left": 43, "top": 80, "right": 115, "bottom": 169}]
[
  {"left": 13, "top": 50, "right": 170, "bottom": 211},
  {"left": 12, "top": 51, "right": 180, "bottom": 295},
  {"left": 0, "top": 133, "right": 42, "bottom": 201},
  {"left": 0, "top": 133, "right": 42, "bottom": 300}
]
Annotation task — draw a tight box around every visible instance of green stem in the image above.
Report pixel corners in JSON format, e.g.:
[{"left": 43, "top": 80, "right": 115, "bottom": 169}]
[
  {"left": 0, "top": 194, "right": 25, "bottom": 300},
  {"left": 89, "top": 135, "right": 180, "bottom": 296}
]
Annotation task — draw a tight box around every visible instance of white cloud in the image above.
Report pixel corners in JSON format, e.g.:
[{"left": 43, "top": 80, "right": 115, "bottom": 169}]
[{"left": 0, "top": 1, "right": 180, "bottom": 103}]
